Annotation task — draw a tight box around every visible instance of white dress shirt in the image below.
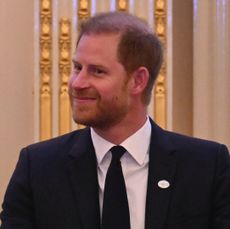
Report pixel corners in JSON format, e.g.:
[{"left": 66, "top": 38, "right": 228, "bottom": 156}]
[{"left": 91, "top": 118, "right": 151, "bottom": 229}]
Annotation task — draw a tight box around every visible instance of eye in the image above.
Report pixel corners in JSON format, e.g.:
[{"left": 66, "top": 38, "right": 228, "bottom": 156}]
[
  {"left": 89, "top": 66, "right": 106, "bottom": 77},
  {"left": 94, "top": 68, "right": 105, "bottom": 75},
  {"left": 73, "top": 62, "right": 82, "bottom": 74}
]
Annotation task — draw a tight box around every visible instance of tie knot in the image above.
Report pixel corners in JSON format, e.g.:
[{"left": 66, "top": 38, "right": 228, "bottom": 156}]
[{"left": 110, "top": 145, "right": 126, "bottom": 162}]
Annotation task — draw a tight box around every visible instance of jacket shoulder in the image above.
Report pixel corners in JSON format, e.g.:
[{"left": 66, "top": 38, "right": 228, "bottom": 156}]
[
  {"left": 163, "top": 129, "right": 229, "bottom": 159},
  {"left": 23, "top": 127, "right": 90, "bottom": 159}
]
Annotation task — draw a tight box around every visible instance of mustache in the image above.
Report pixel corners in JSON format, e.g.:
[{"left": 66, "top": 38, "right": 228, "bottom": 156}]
[{"left": 69, "top": 89, "right": 99, "bottom": 98}]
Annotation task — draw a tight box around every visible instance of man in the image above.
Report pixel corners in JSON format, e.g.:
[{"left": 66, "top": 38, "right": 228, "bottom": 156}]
[{"left": 1, "top": 11, "right": 230, "bottom": 229}]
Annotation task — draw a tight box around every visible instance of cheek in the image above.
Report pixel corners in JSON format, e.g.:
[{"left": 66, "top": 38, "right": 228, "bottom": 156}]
[{"left": 104, "top": 85, "right": 128, "bottom": 104}]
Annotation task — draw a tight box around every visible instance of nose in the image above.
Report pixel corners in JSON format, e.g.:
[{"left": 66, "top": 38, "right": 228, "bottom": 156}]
[{"left": 69, "top": 69, "right": 90, "bottom": 89}]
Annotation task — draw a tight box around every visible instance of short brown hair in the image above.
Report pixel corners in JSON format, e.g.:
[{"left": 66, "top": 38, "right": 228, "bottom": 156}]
[{"left": 77, "top": 11, "right": 163, "bottom": 105}]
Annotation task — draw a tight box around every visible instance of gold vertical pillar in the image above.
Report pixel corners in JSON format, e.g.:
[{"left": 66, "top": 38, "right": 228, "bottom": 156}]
[
  {"left": 40, "top": 0, "right": 52, "bottom": 140},
  {"left": 116, "top": 0, "right": 129, "bottom": 11},
  {"left": 78, "top": 0, "right": 91, "bottom": 21},
  {"left": 59, "top": 18, "right": 71, "bottom": 135},
  {"left": 76, "top": 0, "right": 91, "bottom": 130},
  {"left": 154, "top": 0, "right": 167, "bottom": 129}
]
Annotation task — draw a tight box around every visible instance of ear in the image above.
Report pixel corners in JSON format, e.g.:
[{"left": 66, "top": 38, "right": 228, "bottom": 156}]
[{"left": 130, "top": 67, "right": 149, "bottom": 95}]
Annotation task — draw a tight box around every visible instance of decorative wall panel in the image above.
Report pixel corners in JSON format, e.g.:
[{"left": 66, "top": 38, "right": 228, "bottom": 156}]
[
  {"left": 59, "top": 18, "right": 71, "bottom": 135},
  {"left": 154, "top": 0, "right": 167, "bottom": 129},
  {"left": 40, "top": 0, "right": 52, "bottom": 140},
  {"left": 37, "top": 0, "right": 168, "bottom": 139},
  {"left": 116, "top": 0, "right": 128, "bottom": 11},
  {"left": 78, "top": 0, "right": 91, "bottom": 21},
  {"left": 76, "top": 0, "right": 91, "bottom": 130}
]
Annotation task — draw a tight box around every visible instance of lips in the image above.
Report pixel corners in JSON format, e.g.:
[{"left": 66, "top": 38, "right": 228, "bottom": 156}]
[
  {"left": 75, "top": 96, "right": 96, "bottom": 102},
  {"left": 69, "top": 88, "right": 99, "bottom": 105},
  {"left": 71, "top": 93, "right": 97, "bottom": 105}
]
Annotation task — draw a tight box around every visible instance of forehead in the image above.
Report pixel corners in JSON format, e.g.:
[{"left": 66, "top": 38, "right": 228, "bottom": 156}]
[{"left": 75, "top": 34, "right": 121, "bottom": 61}]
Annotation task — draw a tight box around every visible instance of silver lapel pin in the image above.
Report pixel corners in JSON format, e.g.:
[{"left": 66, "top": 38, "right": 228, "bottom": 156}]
[{"left": 158, "top": 180, "right": 170, "bottom": 189}]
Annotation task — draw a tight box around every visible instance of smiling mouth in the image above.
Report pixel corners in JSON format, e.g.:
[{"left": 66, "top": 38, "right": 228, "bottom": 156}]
[
  {"left": 72, "top": 96, "right": 97, "bottom": 104},
  {"left": 70, "top": 90, "right": 98, "bottom": 103}
]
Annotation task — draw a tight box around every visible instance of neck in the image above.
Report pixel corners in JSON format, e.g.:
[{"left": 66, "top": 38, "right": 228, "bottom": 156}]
[{"left": 93, "top": 109, "right": 148, "bottom": 145}]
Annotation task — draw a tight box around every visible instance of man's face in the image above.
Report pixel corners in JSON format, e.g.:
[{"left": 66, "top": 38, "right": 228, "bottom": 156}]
[{"left": 68, "top": 33, "right": 132, "bottom": 130}]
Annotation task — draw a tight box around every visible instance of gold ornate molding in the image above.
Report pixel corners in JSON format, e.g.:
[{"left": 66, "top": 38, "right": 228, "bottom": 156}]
[
  {"left": 116, "top": 0, "right": 128, "bottom": 11},
  {"left": 40, "top": 0, "right": 52, "bottom": 140},
  {"left": 76, "top": 0, "right": 91, "bottom": 130},
  {"left": 78, "top": 0, "right": 91, "bottom": 21},
  {"left": 59, "top": 18, "right": 71, "bottom": 135},
  {"left": 154, "top": 0, "right": 167, "bottom": 129}
]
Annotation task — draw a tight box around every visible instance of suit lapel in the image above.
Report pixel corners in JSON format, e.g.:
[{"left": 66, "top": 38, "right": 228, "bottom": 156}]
[
  {"left": 65, "top": 121, "right": 177, "bottom": 229},
  {"left": 67, "top": 128, "right": 101, "bottom": 229},
  {"left": 145, "top": 120, "right": 177, "bottom": 229}
]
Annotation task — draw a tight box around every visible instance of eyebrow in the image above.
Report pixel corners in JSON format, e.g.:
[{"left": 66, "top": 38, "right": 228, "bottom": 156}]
[{"left": 72, "top": 59, "right": 109, "bottom": 71}]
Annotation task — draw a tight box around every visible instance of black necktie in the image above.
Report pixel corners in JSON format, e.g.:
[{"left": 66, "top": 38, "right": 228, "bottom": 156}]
[{"left": 101, "top": 146, "right": 131, "bottom": 229}]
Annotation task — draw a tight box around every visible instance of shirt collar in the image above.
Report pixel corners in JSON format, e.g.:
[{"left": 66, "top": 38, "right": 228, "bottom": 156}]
[
  {"left": 91, "top": 117, "right": 151, "bottom": 166},
  {"left": 90, "top": 128, "right": 115, "bottom": 165}
]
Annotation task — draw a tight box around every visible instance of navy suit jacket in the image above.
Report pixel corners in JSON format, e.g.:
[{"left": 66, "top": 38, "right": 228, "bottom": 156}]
[{"left": 1, "top": 120, "right": 230, "bottom": 229}]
